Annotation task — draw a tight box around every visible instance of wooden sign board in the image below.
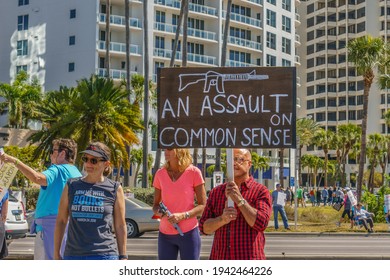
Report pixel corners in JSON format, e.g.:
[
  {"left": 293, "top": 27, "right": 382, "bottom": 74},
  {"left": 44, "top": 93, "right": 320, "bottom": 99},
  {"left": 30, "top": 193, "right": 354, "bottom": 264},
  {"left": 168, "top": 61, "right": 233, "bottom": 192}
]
[{"left": 157, "top": 67, "right": 296, "bottom": 149}]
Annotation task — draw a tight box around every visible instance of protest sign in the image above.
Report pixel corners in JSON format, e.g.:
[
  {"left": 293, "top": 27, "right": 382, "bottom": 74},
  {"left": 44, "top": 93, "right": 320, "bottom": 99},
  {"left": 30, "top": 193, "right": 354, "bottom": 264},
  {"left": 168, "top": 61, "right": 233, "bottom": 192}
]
[{"left": 158, "top": 67, "right": 296, "bottom": 149}]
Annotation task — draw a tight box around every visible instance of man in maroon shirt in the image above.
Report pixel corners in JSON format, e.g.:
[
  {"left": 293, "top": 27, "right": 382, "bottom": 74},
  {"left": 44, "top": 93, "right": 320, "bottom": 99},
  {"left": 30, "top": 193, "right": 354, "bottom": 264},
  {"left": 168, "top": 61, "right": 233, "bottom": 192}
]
[{"left": 199, "top": 149, "right": 271, "bottom": 260}]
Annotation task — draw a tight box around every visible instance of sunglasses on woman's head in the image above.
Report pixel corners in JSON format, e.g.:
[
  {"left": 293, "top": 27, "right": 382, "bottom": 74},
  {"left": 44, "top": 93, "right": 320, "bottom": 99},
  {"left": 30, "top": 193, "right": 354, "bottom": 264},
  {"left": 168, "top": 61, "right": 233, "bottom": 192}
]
[{"left": 81, "top": 156, "right": 106, "bottom": 164}]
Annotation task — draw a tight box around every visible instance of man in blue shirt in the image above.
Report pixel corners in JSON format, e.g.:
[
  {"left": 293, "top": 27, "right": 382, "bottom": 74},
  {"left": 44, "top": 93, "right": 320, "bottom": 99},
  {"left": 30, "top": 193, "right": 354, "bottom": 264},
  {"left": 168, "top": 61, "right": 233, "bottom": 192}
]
[
  {"left": 0, "top": 139, "right": 82, "bottom": 259},
  {"left": 271, "top": 183, "right": 290, "bottom": 230}
]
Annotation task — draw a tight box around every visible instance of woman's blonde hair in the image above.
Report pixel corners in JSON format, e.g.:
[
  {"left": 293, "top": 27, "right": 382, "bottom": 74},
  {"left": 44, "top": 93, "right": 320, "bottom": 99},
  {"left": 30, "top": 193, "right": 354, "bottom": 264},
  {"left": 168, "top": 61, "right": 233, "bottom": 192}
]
[{"left": 163, "top": 149, "right": 192, "bottom": 172}]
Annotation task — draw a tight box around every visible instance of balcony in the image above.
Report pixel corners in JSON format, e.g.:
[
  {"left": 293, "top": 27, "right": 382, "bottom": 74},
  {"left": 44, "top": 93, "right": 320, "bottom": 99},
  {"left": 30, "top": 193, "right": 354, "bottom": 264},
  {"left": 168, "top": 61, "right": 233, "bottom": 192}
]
[
  {"left": 226, "top": 60, "right": 258, "bottom": 67},
  {"left": 222, "top": 11, "right": 262, "bottom": 28},
  {"left": 228, "top": 36, "right": 262, "bottom": 51},
  {"left": 99, "top": 13, "right": 141, "bottom": 28},
  {"left": 295, "top": 13, "right": 301, "bottom": 25},
  {"left": 153, "top": 48, "right": 217, "bottom": 65},
  {"left": 98, "top": 41, "right": 141, "bottom": 55},
  {"left": 154, "top": 0, "right": 217, "bottom": 17},
  {"left": 97, "top": 68, "right": 138, "bottom": 80},
  {"left": 295, "top": 34, "right": 301, "bottom": 45},
  {"left": 246, "top": 0, "right": 263, "bottom": 5},
  {"left": 154, "top": 22, "right": 216, "bottom": 41}
]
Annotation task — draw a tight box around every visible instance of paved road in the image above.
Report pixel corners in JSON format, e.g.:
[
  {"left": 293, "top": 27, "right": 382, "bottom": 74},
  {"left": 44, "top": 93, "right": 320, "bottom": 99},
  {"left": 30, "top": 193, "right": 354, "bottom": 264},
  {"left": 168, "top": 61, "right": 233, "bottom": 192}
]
[{"left": 6, "top": 232, "right": 390, "bottom": 260}]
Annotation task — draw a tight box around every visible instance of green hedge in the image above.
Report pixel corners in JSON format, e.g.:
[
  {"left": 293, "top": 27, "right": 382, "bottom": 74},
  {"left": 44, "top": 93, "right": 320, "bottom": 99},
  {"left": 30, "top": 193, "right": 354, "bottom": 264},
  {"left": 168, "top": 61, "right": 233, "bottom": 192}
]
[{"left": 125, "top": 187, "right": 154, "bottom": 206}]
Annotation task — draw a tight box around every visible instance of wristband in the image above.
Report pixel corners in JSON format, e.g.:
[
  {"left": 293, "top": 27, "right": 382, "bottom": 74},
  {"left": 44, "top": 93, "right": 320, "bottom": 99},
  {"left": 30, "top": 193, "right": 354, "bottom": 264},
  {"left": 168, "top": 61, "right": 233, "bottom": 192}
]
[
  {"left": 14, "top": 159, "right": 19, "bottom": 166},
  {"left": 119, "top": 254, "right": 128, "bottom": 260}
]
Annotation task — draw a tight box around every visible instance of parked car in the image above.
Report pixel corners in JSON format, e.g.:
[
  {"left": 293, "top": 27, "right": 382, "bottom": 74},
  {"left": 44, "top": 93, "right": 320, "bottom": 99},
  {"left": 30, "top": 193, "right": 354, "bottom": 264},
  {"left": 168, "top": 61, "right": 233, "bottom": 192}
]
[
  {"left": 124, "top": 197, "right": 159, "bottom": 238},
  {"left": 24, "top": 197, "right": 159, "bottom": 239},
  {"left": 5, "top": 193, "right": 28, "bottom": 239}
]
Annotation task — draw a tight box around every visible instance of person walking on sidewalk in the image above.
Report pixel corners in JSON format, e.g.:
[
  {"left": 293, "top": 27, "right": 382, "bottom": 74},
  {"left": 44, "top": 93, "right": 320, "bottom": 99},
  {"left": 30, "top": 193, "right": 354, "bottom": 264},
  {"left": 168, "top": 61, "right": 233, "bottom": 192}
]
[
  {"left": 272, "top": 183, "right": 290, "bottom": 230},
  {"left": 337, "top": 188, "right": 354, "bottom": 228},
  {"left": 199, "top": 149, "right": 271, "bottom": 260},
  {"left": 0, "top": 138, "right": 82, "bottom": 260}
]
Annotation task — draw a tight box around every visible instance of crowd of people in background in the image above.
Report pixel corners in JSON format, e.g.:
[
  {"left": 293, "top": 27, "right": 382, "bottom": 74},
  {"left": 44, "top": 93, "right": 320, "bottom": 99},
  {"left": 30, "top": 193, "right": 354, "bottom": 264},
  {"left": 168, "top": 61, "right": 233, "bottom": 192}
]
[{"left": 282, "top": 185, "right": 347, "bottom": 207}]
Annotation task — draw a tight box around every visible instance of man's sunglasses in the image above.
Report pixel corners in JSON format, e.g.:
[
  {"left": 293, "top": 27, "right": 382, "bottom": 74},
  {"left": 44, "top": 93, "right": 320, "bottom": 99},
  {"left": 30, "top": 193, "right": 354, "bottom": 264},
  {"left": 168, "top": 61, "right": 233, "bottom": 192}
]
[{"left": 81, "top": 156, "right": 106, "bottom": 165}]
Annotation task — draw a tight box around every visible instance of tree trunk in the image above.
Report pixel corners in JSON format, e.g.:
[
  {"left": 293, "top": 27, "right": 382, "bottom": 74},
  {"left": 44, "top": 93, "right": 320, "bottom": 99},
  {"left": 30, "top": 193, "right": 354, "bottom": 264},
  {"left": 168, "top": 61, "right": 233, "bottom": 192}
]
[
  {"left": 279, "top": 149, "right": 284, "bottom": 187},
  {"left": 152, "top": 0, "right": 186, "bottom": 183},
  {"left": 123, "top": 0, "right": 131, "bottom": 188},
  {"left": 105, "top": 0, "right": 111, "bottom": 77},
  {"left": 142, "top": 0, "right": 150, "bottom": 188},
  {"left": 357, "top": 82, "right": 371, "bottom": 201},
  {"left": 201, "top": 148, "right": 207, "bottom": 179},
  {"left": 215, "top": 0, "right": 233, "bottom": 172}
]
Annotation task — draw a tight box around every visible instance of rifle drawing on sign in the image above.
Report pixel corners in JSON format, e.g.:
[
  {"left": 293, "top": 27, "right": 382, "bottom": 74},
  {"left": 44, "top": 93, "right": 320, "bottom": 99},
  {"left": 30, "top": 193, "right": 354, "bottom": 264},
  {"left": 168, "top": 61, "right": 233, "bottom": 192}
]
[{"left": 178, "top": 70, "right": 269, "bottom": 94}]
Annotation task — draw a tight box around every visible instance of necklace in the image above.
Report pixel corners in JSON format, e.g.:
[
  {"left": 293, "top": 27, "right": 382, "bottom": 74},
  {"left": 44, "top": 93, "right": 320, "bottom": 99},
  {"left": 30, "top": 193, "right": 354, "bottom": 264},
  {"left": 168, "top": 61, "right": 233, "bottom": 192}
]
[{"left": 168, "top": 169, "right": 182, "bottom": 182}]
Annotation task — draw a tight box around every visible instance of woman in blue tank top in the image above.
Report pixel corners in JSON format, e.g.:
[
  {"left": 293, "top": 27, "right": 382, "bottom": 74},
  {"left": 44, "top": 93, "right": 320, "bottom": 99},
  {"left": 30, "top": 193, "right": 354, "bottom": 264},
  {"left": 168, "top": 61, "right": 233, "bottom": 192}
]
[{"left": 54, "top": 142, "right": 127, "bottom": 260}]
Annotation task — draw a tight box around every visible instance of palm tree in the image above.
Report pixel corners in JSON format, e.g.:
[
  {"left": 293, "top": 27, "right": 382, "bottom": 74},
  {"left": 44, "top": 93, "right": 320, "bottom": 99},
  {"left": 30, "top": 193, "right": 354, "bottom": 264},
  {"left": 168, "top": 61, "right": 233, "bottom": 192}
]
[
  {"left": 366, "top": 133, "right": 386, "bottom": 191},
  {"left": 0, "top": 71, "right": 42, "bottom": 128},
  {"left": 301, "top": 154, "right": 323, "bottom": 188},
  {"left": 313, "top": 128, "right": 335, "bottom": 189},
  {"left": 296, "top": 117, "right": 320, "bottom": 186},
  {"left": 251, "top": 152, "right": 270, "bottom": 183},
  {"left": 29, "top": 75, "right": 143, "bottom": 168},
  {"left": 348, "top": 35, "right": 385, "bottom": 201},
  {"left": 129, "top": 148, "right": 143, "bottom": 187},
  {"left": 334, "top": 123, "right": 361, "bottom": 187}
]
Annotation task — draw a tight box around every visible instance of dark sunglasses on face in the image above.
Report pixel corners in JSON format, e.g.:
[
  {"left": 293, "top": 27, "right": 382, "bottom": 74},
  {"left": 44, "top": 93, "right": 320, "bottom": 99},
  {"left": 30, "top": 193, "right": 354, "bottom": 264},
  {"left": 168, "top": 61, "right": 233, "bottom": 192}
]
[{"left": 81, "top": 156, "right": 106, "bottom": 164}]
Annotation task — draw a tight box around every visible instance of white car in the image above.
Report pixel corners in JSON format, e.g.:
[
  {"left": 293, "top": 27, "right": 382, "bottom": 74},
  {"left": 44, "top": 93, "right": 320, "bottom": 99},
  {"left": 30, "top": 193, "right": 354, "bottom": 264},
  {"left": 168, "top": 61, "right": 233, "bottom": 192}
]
[{"left": 5, "top": 193, "right": 28, "bottom": 239}]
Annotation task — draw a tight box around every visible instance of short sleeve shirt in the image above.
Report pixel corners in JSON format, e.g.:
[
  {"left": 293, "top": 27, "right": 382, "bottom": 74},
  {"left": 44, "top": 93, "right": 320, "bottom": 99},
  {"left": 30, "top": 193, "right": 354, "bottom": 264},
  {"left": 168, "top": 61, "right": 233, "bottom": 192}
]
[
  {"left": 35, "top": 164, "right": 82, "bottom": 218},
  {"left": 153, "top": 164, "right": 204, "bottom": 235}
]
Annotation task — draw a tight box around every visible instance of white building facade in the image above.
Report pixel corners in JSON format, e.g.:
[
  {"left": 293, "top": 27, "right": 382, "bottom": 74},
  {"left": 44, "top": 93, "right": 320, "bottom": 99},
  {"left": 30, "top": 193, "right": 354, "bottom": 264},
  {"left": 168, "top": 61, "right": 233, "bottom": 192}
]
[{"left": 0, "top": 0, "right": 301, "bottom": 187}]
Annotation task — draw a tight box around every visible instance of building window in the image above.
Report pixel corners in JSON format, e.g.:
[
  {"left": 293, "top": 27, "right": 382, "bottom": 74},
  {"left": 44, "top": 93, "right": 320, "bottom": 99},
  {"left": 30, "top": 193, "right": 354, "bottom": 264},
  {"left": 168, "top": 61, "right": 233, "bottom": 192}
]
[
  {"left": 18, "top": 0, "right": 29, "bottom": 6},
  {"left": 282, "top": 16, "right": 291, "bottom": 33},
  {"left": 266, "top": 32, "right": 276, "bottom": 50},
  {"left": 282, "top": 59, "right": 291, "bottom": 66},
  {"left": 229, "top": 50, "right": 251, "bottom": 63},
  {"left": 155, "top": 11, "right": 166, "bottom": 23},
  {"left": 231, "top": 4, "right": 251, "bottom": 17},
  {"left": 16, "top": 65, "right": 27, "bottom": 74},
  {"left": 282, "top": 0, "right": 291, "bottom": 11},
  {"left": 155, "top": 36, "right": 165, "bottom": 49},
  {"left": 17, "top": 15, "right": 29, "bottom": 31},
  {"left": 68, "top": 62, "right": 75, "bottom": 72},
  {"left": 266, "top": 10, "right": 276, "bottom": 27},
  {"left": 17, "top": 40, "right": 28, "bottom": 56},
  {"left": 282, "top": 37, "right": 291, "bottom": 54},
  {"left": 339, "top": 111, "right": 346, "bottom": 121},
  {"left": 266, "top": 54, "right": 276, "bottom": 66},
  {"left": 70, "top": 9, "right": 76, "bottom": 19},
  {"left": 69, "top": 35, "right": 76, "bottom": 45},
  {"left": 267, "top": 0, "right": 276, "bottom": 5}
]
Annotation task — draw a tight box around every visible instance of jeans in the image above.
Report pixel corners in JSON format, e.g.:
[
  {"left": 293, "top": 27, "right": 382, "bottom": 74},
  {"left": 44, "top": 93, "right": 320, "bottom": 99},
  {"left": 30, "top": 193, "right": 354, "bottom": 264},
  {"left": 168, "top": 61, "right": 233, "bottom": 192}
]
[{"left": 273, "top": 205, "right": 289, "bottom": 229}]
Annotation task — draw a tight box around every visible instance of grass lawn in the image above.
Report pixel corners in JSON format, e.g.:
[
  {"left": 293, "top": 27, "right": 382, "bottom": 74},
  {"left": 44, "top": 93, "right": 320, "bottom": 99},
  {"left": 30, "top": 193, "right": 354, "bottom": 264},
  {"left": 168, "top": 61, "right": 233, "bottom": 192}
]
[{"left": 266, "top": 205, "right": 390, "bottom": 233}]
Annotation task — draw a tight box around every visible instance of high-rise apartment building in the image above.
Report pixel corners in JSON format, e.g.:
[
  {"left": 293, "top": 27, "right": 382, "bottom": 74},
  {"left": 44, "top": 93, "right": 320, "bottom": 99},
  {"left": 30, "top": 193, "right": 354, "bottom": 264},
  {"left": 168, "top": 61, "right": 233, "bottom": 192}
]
[
  {"left": 0, "top": 0, "right": 300, "bottom": 187},
  {"left": 297, "top": 0, "right": 390, "bottom": 185},
  {"left": 0, "top": 0, "right": 300, "bottom": 90},
  {"left": 297, "top": 0, "right": 389, "bottom": 133}
]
